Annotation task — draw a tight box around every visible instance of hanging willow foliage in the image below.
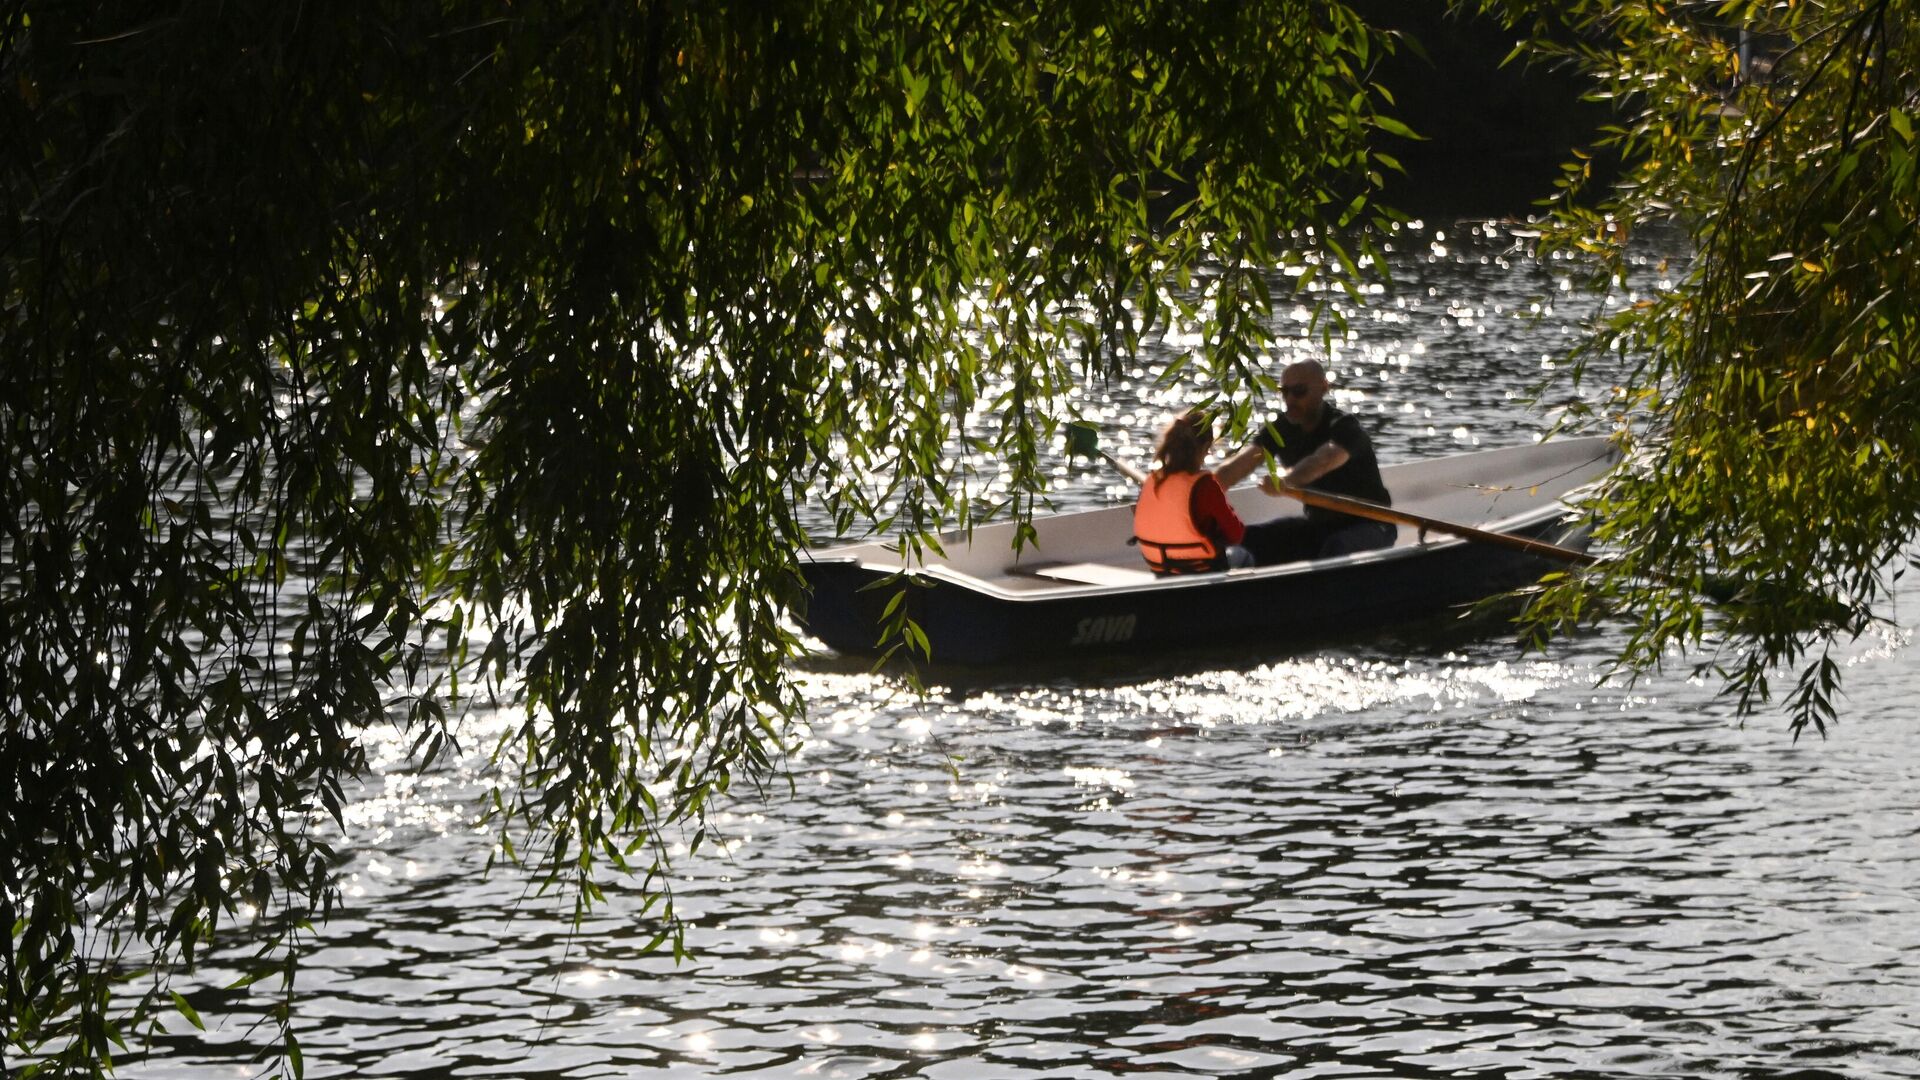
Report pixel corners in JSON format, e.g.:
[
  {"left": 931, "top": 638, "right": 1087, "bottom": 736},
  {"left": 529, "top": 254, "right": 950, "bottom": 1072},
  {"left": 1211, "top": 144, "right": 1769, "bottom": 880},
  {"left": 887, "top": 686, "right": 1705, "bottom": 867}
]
[
  {"left": 1494, "top": 0, "right": 1920, "bottom": 734},
  {"left": 2, "top": 2, "right": 1402, "bottom": 1073}
]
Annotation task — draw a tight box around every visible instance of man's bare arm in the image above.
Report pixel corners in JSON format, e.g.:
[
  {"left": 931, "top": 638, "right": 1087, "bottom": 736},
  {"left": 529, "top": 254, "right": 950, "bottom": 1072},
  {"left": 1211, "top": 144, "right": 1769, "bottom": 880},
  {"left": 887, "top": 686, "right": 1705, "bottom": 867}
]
[
  {"left": 1213, "top": 443, "right": 1267, "bottom": 489},
  {"left": 1259, "top": 441, "right": 1350, "bottom": 494}
]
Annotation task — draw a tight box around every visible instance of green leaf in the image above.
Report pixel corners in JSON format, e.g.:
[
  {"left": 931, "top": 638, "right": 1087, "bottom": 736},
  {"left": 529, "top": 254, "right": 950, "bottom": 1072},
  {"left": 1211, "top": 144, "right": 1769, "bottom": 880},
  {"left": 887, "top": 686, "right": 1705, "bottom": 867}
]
[
  {"left": 1371, "top": 114, "right": 1419, "bottom": 140},
  {"left": 170, "top": 991, "right": 206, "bottom": 1031}
]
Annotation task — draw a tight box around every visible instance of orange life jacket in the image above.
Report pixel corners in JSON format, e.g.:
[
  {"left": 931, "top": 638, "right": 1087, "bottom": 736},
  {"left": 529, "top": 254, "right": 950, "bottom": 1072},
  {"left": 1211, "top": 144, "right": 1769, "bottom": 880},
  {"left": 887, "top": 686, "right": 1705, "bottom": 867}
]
[{"left": 1133, "top": 470, "right": 1222, "bottom": 574}]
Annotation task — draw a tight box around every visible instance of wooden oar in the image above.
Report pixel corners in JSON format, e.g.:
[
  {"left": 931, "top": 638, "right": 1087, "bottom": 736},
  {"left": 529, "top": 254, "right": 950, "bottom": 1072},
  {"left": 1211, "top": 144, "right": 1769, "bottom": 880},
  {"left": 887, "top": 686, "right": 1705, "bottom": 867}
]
[
  {"left": 1070, "top": 424, "right": 1840, "bottom": 619},
  {"left": 1098, "top": 448, "right": 1148, "bottom": 485},
  {"left": 1272, "top": 484, "right": 1598, "bottom": 566}
]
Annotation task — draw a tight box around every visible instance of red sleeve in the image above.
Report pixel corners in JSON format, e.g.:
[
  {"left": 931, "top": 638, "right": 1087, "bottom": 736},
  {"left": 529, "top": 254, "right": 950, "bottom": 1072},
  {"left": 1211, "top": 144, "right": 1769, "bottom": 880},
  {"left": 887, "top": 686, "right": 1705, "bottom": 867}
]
[{"left": 1189, "top": 472, "right": 1245, "bottom": 545}]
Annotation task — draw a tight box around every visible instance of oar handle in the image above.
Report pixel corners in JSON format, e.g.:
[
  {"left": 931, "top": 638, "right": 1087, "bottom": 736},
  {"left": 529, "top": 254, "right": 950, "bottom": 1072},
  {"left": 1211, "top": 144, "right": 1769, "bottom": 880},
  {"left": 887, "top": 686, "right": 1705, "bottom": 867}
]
[
  {"left": 1099, "top": 448, "right": 1149, "bottom": 485},
  {"left": 1275, "top": 484, "right": 1599, "bottom": 566}
]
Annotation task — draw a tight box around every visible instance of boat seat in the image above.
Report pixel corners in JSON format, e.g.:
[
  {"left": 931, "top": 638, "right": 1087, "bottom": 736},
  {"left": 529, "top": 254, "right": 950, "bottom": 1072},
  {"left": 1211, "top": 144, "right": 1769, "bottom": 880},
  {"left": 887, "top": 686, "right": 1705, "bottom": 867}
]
[{"left": 1005, "top": 561, "right": 1159, "bottom": 587}]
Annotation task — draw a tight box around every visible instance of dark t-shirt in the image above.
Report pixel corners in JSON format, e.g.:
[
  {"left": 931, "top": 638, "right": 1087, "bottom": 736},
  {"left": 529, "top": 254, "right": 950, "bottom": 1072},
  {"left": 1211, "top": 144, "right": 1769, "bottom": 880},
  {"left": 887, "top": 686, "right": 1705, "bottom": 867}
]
[{"left": 1253, "top": 404, "right": 1391, "bottom": 520}]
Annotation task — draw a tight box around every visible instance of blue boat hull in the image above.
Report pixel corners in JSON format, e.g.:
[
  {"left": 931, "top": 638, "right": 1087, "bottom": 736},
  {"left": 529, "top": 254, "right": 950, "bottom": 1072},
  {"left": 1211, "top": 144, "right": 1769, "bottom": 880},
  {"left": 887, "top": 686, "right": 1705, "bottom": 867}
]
[{"left": 798, "top": 515, "right": 1590, "bottom": 665}]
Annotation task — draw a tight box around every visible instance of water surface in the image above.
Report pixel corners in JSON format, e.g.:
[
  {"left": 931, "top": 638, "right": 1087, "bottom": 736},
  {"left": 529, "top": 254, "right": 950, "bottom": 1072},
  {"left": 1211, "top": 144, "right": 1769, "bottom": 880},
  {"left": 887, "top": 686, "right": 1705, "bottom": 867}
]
[{"left": 125, "top": 225, "right": 1920, "bottom": 1079}]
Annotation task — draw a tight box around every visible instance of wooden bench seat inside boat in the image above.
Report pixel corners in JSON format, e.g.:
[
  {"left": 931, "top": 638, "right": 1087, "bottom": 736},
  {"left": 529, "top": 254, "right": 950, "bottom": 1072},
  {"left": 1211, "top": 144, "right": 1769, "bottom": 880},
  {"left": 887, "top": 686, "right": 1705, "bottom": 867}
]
[{"left": 1005, "top": 561, "right": 1160, "bottom": 587}]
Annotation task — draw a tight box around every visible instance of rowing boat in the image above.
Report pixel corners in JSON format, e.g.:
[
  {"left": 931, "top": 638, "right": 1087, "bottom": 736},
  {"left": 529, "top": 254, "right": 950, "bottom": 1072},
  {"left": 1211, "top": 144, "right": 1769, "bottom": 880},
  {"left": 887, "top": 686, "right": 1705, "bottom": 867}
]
[{"left": 797, "top": 436, "right": 1618, "bottom": 663}]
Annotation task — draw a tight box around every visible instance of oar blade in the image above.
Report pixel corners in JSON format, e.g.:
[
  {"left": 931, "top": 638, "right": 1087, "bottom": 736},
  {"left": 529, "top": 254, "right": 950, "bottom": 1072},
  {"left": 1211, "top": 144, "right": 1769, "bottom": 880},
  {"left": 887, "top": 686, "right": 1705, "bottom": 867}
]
[{"left": 1064, "top": 421, "right": 1100, "bottom": 460}]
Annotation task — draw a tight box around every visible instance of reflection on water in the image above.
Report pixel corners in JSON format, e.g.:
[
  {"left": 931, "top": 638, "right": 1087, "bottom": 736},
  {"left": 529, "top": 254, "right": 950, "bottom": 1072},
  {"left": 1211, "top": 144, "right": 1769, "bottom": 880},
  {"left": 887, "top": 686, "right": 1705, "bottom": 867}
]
[
  {"left": 122, "top": 226, "right": 1920, "bottom": 1079},
  {"left": 129, "top": 609, "right": 1920, "bottom": 1079}
]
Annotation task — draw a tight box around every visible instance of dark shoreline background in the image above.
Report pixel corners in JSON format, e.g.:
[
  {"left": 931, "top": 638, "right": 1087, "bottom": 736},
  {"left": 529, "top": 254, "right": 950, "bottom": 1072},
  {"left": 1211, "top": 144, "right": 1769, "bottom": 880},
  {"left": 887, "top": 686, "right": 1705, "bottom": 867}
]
[{"left": 1353, "top": 1, "right": 1617, "bottom": 221}]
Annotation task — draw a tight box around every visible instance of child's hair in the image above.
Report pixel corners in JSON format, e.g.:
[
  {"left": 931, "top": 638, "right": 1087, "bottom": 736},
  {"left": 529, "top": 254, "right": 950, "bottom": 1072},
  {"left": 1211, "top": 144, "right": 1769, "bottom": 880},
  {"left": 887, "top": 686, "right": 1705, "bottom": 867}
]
[{"left": 1154, "top": 408, "right": 1214, "bottom": 474}]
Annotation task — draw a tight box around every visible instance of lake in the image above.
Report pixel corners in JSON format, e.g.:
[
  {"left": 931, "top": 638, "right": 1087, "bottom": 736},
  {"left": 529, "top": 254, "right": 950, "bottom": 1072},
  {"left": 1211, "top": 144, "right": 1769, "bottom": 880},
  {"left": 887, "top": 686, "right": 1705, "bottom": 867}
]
[{"left": 124, "top": 224, "right": 1920, "bottom": 1079}]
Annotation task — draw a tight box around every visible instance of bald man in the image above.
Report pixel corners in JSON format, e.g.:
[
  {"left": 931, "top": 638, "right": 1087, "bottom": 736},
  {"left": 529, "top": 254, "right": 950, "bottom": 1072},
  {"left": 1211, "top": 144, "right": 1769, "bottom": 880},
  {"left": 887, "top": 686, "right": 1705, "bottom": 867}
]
[{"left": 1214, "top": 360, "right": 1396, "bottom": 565}]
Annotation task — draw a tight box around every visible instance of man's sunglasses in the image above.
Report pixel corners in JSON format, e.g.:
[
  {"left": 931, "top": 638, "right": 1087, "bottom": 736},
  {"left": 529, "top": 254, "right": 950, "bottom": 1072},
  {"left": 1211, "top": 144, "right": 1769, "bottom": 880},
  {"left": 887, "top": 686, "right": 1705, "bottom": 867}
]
[{"left": 1281, "top": 383, "right": 1315, "bottom": 399}]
